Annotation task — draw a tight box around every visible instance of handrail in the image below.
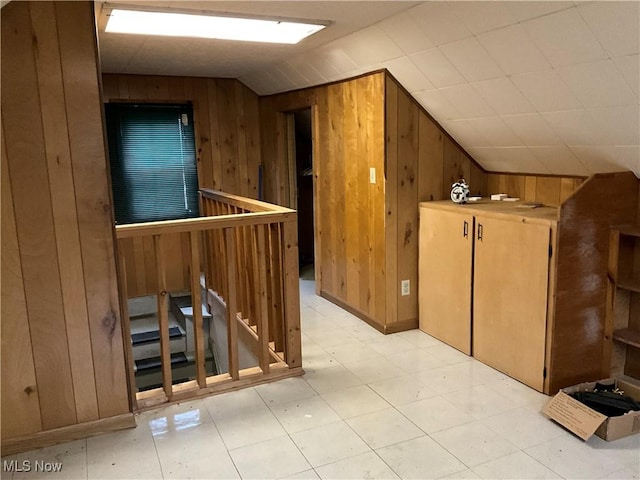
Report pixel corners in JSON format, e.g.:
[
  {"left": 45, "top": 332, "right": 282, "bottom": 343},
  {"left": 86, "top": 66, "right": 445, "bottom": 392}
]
[
  {"left": 116, "top": 190, "right": 302, "bottom": 410},
  {"left": 115, "top": 211, "right": 295, "bottom": 239},
  {"left": 199, "top": 188, "right": 295, "bottom": 213}
]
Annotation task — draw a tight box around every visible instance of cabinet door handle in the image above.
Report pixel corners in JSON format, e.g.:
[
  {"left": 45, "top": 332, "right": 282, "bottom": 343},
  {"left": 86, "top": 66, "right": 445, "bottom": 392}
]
[
  {"left": 463, "top": 221, "right": 469, "bottom": 238},
  {"left": 477, "top": 223, "right": 483, "bottom": 241}
]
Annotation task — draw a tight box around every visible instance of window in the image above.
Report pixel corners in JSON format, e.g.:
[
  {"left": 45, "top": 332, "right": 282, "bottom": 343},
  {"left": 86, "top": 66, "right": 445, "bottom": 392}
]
[{"left": 105, "top": 103, "right": 199, "bottom": 225}]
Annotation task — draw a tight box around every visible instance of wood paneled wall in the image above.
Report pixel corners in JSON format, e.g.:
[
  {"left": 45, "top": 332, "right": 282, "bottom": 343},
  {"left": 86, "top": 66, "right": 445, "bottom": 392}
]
[
  {"left": 102, "top": 74, "right": 262, "bottom": 297},
  {"left": 260, "top": 71, "right": 592, "bottom": 332},
  {"left": 385, "top": 75, "right": 485, "bottom": 330},
  {"left": 485, "top": 173, "right": 585, "bottom": 206},
  {"left": 260, "top": 73, "right": 386, "bottom": 326},
  {"left": 1, "top": 1, "right": 130, "bottom": 442}
]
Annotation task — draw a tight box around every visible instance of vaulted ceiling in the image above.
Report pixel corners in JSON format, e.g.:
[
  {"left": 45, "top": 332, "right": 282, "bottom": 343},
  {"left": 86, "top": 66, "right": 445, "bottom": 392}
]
[{"left": 97, "top": 1, "right": 640, "bottom": 177}]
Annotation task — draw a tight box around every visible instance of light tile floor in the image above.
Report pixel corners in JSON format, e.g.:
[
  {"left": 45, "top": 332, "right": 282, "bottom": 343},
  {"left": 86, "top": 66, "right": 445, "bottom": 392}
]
[{"left": 3, "top": 276, "right": 639, "bottom": 479}]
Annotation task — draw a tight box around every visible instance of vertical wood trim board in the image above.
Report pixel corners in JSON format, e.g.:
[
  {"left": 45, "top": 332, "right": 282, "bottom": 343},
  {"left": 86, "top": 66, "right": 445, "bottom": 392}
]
[{"left": 1, "top": 0, "right": 131, "bottom": 443}]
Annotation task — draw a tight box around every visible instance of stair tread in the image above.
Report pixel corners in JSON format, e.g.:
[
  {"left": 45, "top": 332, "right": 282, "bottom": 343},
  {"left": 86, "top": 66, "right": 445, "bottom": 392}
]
[
  {"left": 135, "top": 352, "right": 189, "bottom": 371},
  {"left": 131, "top": 326, "right": 184, "bottom": 346}
]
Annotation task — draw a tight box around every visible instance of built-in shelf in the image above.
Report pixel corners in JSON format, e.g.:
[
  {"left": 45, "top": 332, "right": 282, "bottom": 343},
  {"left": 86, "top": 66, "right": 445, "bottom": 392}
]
[
  {"left": 618, "top": 278, "right": 640, "bottom": 293},
  {"left": 613, "top": 328, "right": 640, "bottom": 349}
]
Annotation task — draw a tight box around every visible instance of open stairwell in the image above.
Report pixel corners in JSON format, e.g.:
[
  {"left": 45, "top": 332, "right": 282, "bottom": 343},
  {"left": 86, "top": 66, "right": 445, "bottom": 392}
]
[{"left": 129, "top": 292, "right": 216, "bottom": 392}]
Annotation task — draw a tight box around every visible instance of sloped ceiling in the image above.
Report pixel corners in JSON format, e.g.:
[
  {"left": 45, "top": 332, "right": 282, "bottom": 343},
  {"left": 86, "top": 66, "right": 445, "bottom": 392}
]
[{"left": 97, "top": 1, "right": 640, "bottom": 177}]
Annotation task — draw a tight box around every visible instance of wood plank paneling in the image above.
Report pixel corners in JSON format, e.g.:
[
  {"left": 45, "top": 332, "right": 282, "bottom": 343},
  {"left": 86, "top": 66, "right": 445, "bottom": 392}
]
[
  {"left": 1, "top": 125, "right": 43, "bottom": 438},
  {"left": 485, "top": 174, "right": 585, "bottom": 206},
  {"left": 2, "top": 1, "right": 131, "bottom": 445},
  {"left": 2, "top": 1, "right": 77, "bottom": 430},
  {"left": 56, "top": 1, "right": 129, "bottom": 419},
  {"left": 102, "top": 74, "right": 263, "bottom": 297},
  {"left": 386, "top": 75, "right": 481, "bottom": 329},
  {"left": 396, "top": 89, "right": 419, "bottom": 324},
  {"left": 30, "top": 1, "right": 99, "bottom": 423},
  {"left": 385, "top": 78, "right": 399, "bottom": 327},
  {"left": 260, "top": 73, "right": 386, "bottom": 327},
  {"left": 550, "top": 172, "right": 639, "bottom": 391}
]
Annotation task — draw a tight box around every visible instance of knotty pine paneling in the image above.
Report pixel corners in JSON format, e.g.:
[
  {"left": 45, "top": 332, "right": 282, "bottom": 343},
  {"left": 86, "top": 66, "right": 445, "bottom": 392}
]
[
  {"left": 485, "top": 173, "right": 585, "bottom": 206},
  {"left": 1, "top": 0, "right": 130, "bottom": 444},
  {"left": 385, "top": 74, "right": 485, "bottom": 330},
  {"left": 260, "top": 73, "right": 386, "bottom": 327},
  {"left": 103, "top": 74, "right": 262, "bottom": 297}
]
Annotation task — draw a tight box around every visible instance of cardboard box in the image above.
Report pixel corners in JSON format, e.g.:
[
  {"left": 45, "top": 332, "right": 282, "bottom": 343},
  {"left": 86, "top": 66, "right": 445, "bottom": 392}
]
[{"left": 543, "top": 375, "right": 640, "bottom": 441}]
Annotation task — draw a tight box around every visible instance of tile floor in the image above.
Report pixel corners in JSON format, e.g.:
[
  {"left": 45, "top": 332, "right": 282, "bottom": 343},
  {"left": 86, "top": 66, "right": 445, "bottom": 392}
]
[{"left": 2, "top": 276, "right": 639, "bottom": 479}]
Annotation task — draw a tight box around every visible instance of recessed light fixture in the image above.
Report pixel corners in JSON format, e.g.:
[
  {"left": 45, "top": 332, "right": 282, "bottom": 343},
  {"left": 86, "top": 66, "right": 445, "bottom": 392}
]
[{"left": 105, "top": 6, "right": 328, "bottom": 44}]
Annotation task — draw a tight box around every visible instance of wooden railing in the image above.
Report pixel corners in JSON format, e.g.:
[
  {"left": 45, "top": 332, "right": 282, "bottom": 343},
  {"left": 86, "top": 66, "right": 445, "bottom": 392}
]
[{"left": 115, "top": 190, "right": 302, "bottom": 409}]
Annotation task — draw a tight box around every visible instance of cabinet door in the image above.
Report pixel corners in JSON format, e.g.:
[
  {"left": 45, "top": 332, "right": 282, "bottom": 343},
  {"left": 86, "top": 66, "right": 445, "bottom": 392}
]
[
  {"left": 419, "top": 207, "right": 474, "bottom": 354},
  {"left": 473, "top": 216, "right": 550, "bottom": 391}
]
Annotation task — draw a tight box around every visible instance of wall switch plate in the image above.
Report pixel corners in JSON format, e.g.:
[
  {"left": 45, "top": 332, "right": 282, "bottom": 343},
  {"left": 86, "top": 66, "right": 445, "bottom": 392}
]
[
  {"left": 370, "top": 167, "right": 376, "bottom": 184},
  {"left": 401, "top": 279, "right": 410, "bottom": 296}
]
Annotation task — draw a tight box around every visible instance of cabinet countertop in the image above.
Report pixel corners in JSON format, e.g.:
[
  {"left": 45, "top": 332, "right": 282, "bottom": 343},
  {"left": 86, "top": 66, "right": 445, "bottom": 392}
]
[{"left": 419, "top": 200, "right": 559, "bottom": 224}]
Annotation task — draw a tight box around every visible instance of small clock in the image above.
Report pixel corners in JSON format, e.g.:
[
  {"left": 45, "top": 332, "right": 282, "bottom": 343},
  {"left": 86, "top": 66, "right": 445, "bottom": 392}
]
[{"left": 451, "top": 179, "right": 470, "bottom": 204}]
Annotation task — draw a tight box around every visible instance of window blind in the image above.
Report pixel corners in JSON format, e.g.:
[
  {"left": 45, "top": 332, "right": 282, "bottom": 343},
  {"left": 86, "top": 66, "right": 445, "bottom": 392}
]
[{"left": 106, "top": 103, "right": 199, "bottom": 225}]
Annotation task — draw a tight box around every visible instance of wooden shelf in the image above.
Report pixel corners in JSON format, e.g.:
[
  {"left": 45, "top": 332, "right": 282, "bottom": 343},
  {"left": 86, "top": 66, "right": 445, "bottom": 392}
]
[
  {"left": 618, "top": 278, "right": 640, "bottom": 293},
  {"left": 613, "top": 328, "right": 640, "bottom": 349}
]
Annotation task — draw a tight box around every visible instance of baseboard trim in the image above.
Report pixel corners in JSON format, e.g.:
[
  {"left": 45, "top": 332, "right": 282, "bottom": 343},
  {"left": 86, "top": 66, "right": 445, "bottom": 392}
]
[
  {"left": 1, "top": 413, "right": 136, "bottom": 456},
  {"left": 319, "top": 291, "right": 384, "bottom": 333},
  {"left": 383, "top": 318, "right": 419, "bottom": 334}
]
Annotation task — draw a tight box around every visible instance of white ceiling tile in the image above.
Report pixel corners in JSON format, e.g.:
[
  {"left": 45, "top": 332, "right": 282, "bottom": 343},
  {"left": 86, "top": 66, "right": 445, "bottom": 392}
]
[
  {"left": 542, "top": 109, "right": 607, "bottom": 145},
  {"left": 383, "top": 57, "right": 434, "bottom": 93},
  {"left": 411, "top": 2, "right": 473, "bottom": 46},
  {"left": 466, "top": 147, "right": 500, "bottom": 168},
  {"left": 280, "top": 62, "right": 311, "bottom": 90},
  {"left": 477, "top": 24, "right": 552, "bottom": 76},
  {"left": 442, "top": 119, "right": 491, "bottom": 147},
  {"left": 465, "top": 116, "right": 525, "bottom": 146},
  {"left": 529, "top": 145, "right": 591, "bottom": 176},
  {"left": 340, "top": 26, "right": 404, "bottom": 67},
  {"left": 578, "top": 1, "right": 640, "bottom": 57},
  {"left": 439, "top": 84, "right": 497, "bottom": 119},
  {"left": 268, "top": 66, "right": 298, "bottom": 92},
  {"left": 471, "top": 78, "right": 535, "bottom": 115},
  {"left": 568, "top": 146, "right": 626, "bottom": 174},
  {"left": 295, "top": 61, "right": 328, "bottom": 87},
  {"left": 522, "top": 8, "right": 608, "bottom": 67},
  {"left": 588, "top": 105, "right": 640, "bottom": 145},
  {"left": 501, "top": 113, "right": 562, "bottom": 146},
  {"left": 613, "top": 146, "right": 640, "bottom": 175},
  {"left": 378, "top": 10, "right": 434, "bottom": 56},
  {"left": 511, "top": 70, "right": 583, "bottom": 112},
  {"left": 613, "top": 54, "right": 640, "bottom": 99},
  {"left": 447, "top": 1, "right": 517, "bottom": 35},
  {"left": 438, "top": 37, "right": 504, "bottom": 82},
  {"left": 409, "top": 48, "right": 466, "bottom": 88},
  {"left": 413, "top": 89, "right": 462, "bottom": 121},
  {"left": 506, "top": 1, "right": 574, "bottom": 23},
  {"left": 557, "top": 59, "right": 637, "bottom": 108},
  {"left": 313, "top": 45, "right": 359, "bottom": 77},
  {"left": 492, "top": 147, "right": 552, "bottom": 174}
]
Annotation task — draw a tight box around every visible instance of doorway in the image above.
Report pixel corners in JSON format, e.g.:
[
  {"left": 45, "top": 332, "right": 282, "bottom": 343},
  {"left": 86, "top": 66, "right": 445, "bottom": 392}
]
[{"left": 287, "top": 108, "right": 315, "bottom": 272}]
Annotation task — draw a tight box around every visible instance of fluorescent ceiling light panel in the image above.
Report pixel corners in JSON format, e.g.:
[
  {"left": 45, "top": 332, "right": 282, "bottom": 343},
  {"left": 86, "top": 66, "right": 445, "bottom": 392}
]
[{"left": 105, "top": 8, "right": 327, "bottom": 44}]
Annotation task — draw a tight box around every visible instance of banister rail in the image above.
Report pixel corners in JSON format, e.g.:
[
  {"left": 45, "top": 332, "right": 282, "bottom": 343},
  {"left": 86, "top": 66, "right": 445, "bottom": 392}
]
[{"left": 115, "top": 190, "right": 302, "bottom": 410}]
